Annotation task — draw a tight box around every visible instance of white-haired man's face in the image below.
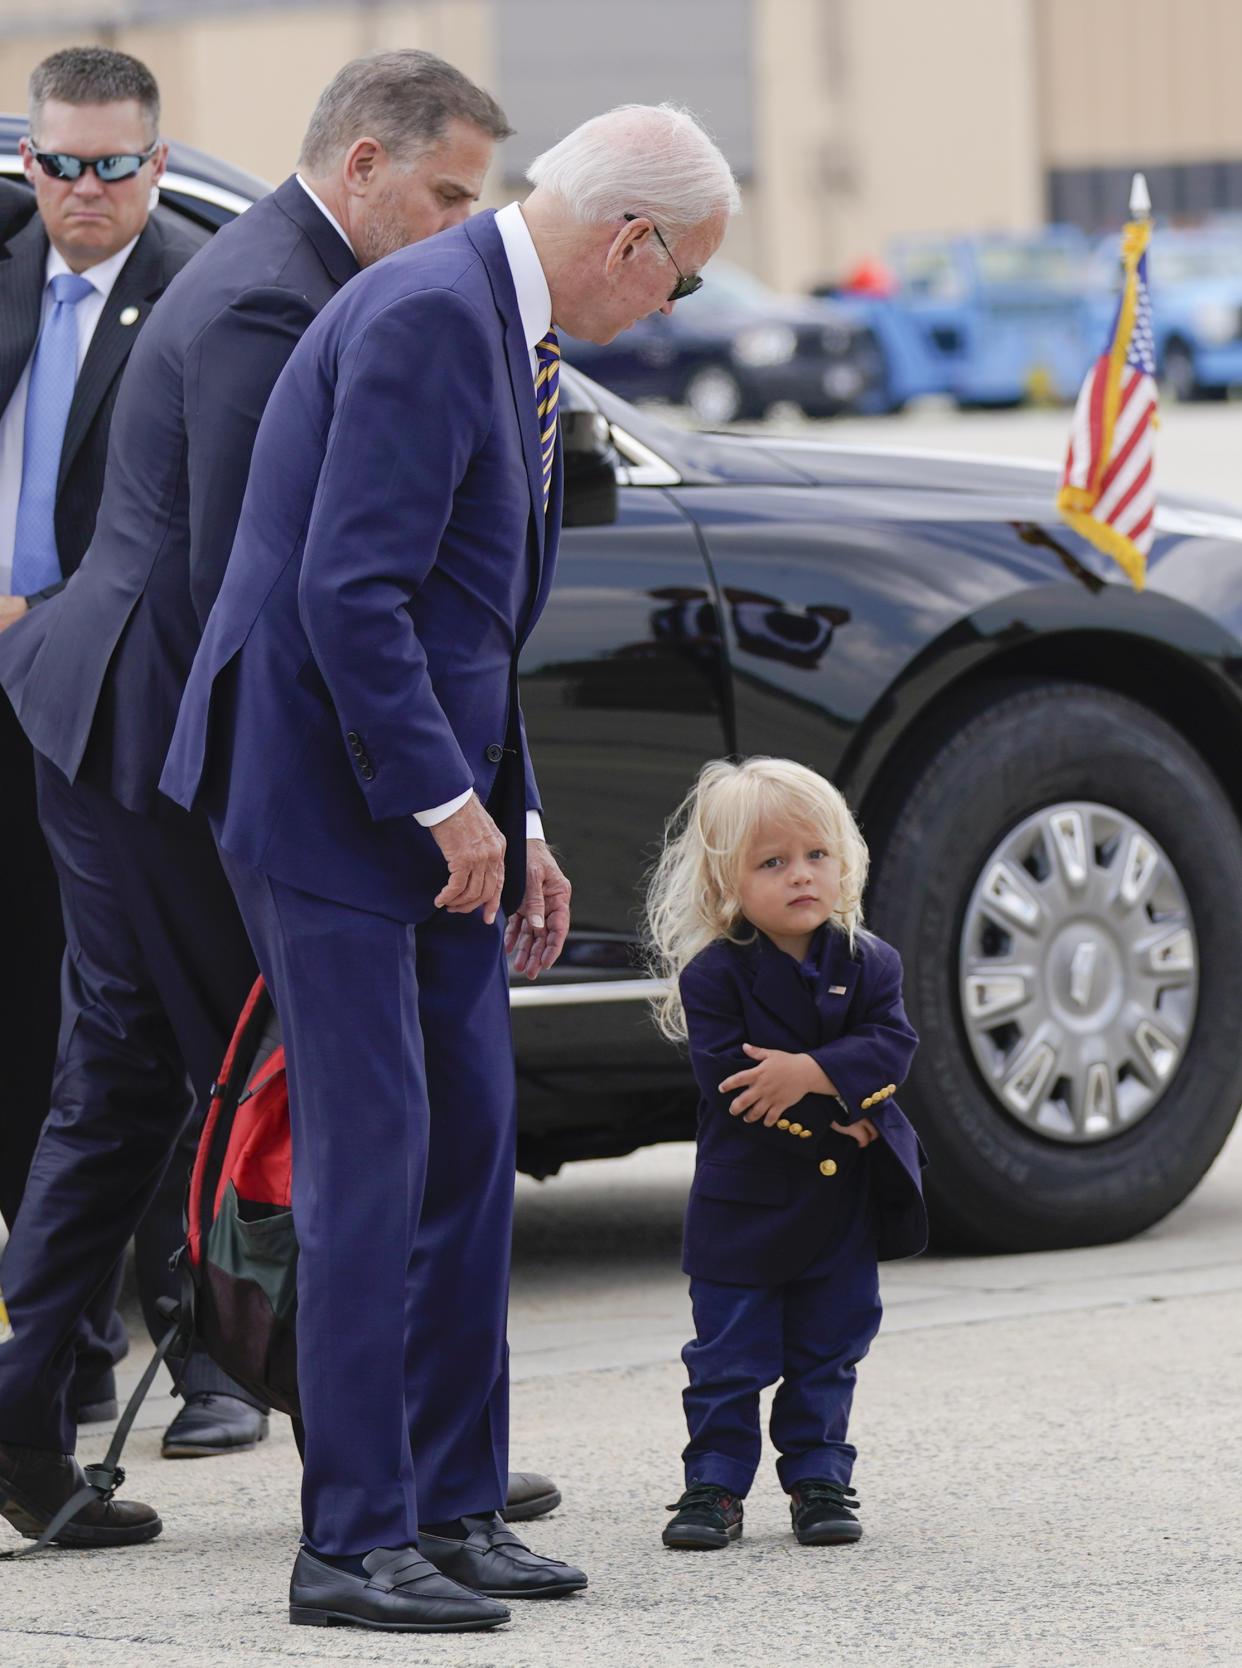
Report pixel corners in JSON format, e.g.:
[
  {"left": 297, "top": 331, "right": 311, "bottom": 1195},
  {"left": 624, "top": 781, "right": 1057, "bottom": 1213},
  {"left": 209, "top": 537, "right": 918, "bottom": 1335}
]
[{"left": 554, "top": 209, "right": 727, "bottom": 345}]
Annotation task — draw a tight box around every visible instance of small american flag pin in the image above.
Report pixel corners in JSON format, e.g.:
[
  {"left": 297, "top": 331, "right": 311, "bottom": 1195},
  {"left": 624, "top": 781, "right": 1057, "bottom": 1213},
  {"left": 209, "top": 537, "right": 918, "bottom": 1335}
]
[{"left": 828, "top": 984, "right": 847, "bottom": 995}]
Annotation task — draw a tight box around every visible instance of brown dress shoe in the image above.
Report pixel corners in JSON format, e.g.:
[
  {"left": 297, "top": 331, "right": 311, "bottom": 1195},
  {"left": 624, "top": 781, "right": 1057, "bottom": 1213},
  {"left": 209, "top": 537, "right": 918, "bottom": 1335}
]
[{"left": 0, "top": 1441, "right": 161, "bottom": 1548}]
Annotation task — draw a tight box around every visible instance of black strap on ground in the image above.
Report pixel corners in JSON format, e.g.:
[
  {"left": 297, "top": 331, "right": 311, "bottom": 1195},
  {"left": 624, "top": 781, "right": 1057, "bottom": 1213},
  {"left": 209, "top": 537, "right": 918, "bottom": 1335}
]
[{"left": 1, "top": 1311, "right": 185, "bottom": 1560}]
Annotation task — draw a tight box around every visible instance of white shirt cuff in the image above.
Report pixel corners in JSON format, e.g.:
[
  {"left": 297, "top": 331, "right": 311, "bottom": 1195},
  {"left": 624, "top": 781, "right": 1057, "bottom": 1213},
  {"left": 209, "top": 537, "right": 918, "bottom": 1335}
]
[
  {"left": 413, "top": 788, "right": 473, "bottom": 827},
  {"left": 526, "top": 812, "right": 545, "bottom": 841}
]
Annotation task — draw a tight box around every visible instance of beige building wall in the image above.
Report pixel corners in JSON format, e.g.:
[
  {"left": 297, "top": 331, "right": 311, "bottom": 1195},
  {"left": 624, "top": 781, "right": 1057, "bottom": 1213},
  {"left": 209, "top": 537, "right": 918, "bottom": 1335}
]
[
  {"left": 1036, "top": 0, "right": 1242, "bottom": 167},
  {"left": 751, "top": 0, "right": 1043, "bottom": 291}
]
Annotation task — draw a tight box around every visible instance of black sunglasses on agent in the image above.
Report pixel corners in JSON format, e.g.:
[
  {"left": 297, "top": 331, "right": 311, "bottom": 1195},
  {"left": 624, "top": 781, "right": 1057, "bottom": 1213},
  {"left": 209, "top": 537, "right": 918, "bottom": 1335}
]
[
  {"left": 28, "top": 143, "right": 159, "bottom": 184},
  {"left": 623, "top": 212, "right": 703, "bottom": 302}
]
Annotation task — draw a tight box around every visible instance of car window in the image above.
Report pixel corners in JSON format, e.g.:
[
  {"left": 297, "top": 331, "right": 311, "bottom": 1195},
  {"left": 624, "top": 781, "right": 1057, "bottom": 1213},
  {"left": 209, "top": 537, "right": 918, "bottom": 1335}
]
[{"left": 974, "top": 242, "right": 1087, "bottom": 291}]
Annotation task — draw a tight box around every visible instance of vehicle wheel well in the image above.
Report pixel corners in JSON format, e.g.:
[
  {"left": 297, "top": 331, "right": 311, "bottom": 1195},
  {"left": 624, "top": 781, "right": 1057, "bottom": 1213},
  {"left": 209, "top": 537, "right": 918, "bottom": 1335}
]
[{"left": 853, "top": 631, "right": 1242, "bottom": 853}]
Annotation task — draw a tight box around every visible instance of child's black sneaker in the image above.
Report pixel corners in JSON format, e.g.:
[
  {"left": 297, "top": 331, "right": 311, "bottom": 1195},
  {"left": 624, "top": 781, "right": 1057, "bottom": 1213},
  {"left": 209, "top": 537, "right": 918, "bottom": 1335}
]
[
  {"left": 789, "top": 1479, "right": 862, "bottom": 1545},
  {"left": 662, "top": 1483, "right": 743, "bottom": 1549}
]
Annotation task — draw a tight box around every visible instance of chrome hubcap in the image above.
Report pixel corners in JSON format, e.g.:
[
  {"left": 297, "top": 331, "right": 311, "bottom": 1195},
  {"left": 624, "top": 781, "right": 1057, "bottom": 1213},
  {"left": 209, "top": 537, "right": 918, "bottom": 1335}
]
[{"left": 958, "top": 802, "right": 1198, "bottom": 1143}]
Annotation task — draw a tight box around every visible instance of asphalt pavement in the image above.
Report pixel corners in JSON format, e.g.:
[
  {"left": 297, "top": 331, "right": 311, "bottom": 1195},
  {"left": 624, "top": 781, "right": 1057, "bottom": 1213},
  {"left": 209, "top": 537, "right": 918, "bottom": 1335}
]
[
  {"left": 3, "top": 399, "right": 1242, "bottom": 1667},
  {"left": 2, "top": 1118, "right": 1241, "bottom": 1668}
]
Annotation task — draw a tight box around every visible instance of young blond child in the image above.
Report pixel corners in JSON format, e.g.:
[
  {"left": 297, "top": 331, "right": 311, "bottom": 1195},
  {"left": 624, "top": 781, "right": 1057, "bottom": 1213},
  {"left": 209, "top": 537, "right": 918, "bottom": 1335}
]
[{"left": 646, "top": 757, "right": 927, "bottom": 1549}]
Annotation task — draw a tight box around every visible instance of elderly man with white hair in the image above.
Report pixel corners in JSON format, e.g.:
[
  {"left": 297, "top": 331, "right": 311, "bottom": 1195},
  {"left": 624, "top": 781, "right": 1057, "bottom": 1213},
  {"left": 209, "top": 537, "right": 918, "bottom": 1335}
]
[{"left": 162, "top": 103, "right": 738, "bottom": 1632}]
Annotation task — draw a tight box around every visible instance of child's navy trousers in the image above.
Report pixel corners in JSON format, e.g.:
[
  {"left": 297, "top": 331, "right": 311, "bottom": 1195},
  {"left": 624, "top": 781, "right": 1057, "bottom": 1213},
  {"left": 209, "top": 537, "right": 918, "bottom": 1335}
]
[{"left": 680, "top": 1191, "right": 882, "bottom": 1495}]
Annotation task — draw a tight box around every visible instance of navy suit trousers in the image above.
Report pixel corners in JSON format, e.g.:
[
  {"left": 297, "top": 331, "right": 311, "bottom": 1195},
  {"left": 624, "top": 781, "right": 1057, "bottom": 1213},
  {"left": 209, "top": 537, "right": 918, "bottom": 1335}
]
[
  {"left": 0, "top": 758, "right": 261, "bottom": 1450},
  {"left": 681, "top": 1189, "right": 883, "bottom": 1495},
  {"left": 221, "top": 854, "right": 515, "bottom": 1555}
]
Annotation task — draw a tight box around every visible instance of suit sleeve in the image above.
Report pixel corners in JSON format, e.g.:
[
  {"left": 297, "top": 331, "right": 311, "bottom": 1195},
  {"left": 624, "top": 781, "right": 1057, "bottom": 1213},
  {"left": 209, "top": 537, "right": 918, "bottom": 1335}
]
[
  {"left": 295, "top": 288, "right": 494, "bottom": 823},
  {"left": 808, "top": 938, "right": 918, "bottom": 1123},
  {"left": 184, "top": 285, "right": 318, "bottom": 631},
  {"left": 680, "top": 957, "right": 839, "bottom": 1159}
]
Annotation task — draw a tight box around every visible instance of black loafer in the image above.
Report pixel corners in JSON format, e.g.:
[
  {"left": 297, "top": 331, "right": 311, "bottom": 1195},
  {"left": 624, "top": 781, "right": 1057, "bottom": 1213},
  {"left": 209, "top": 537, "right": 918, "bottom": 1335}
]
[
  {"left": 501, "top": 1469, "right": 561, "bottom": 1522},
  {"left": 0, "top": 1440, "right": 161, "bottom": 1549},
  {"left": 789, "top": 1478, "right": 862, "bottom": 1545},
  {"left": 419, "top": 1513, "right": 588, "bottom": 1598},
  {"left": 161, "top": 1393, "right": 269, "bottom": 1458},
  {"left": 663, "top": 1482, "right": 743, "bottom": 1549},
  {"left": 289, "top": 1546, "right": 509, "bottom": 1632}
]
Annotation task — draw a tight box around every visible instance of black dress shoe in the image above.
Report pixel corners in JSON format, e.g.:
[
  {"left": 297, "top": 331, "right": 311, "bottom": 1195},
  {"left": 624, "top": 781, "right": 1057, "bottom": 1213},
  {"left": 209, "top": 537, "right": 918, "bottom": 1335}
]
[
  {"left": 663, "top": 1482, "right": 743, "bottom": 1549},
  {"left": 161, "top": 1393, "right": 269, "bottom": 1458},
  {"left": 501, "top": 1469, "right": 561, "bottom": 1522},
  {"left": 789, "top": 1478, "right": 862, "bottom": 1545},
  {"left": 419, "top": 1513, "right": 588, "bottom": 1598},
  {"left": 0, "top": 1441, "right": 161, "bottom": 1549},
  {"left": 289, "top": 1546, "right": 509, "bottom": 1632}
]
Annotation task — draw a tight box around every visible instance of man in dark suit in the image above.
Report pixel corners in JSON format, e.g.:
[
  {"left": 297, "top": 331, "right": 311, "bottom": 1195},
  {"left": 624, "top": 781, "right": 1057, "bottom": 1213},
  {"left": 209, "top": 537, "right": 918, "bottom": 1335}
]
[
  {"left": 0, "top": 51, "right": 542, "bottom": 1548},
  {"left": 164, "top": 103, "right": 738, "bottom": 1631},
  {"left": 0, "top": 47, "right": 206, "bottom": 1423}
]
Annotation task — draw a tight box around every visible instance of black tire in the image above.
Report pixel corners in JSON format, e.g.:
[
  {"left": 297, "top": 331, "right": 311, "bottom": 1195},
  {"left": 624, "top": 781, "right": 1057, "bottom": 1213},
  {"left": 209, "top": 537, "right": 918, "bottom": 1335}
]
[
  {"left": 1161, "top": 338, "right": 1199, "bottom": 403},
  {"left": 867, "top": 682, "right": 1242, "bottom": 1251},
  {"left": 682, "top": 363, "right": 746, "bottom": 425}
]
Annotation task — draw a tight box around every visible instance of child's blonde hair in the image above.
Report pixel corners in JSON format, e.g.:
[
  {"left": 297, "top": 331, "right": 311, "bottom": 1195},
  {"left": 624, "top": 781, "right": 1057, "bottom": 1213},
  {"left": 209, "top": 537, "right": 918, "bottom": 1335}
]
[{"left": 645, "top": 756, "right": 869, "bottom": 1041}]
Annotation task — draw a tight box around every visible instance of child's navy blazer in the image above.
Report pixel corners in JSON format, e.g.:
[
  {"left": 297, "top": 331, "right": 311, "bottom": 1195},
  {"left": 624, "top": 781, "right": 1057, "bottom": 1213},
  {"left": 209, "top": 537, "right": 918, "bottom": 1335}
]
[{"left": 679, "top": 926, "right": 928, "bottom": 1285}]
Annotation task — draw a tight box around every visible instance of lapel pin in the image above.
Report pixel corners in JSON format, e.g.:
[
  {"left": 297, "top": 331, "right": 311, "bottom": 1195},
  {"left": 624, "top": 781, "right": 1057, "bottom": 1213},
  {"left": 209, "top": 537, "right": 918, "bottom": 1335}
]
[
  {"left": 119, "top": 306, "right": 140, "bottom": 326},
  {"left": 828, "top": 984, "right": 847, "bottom": 995}
]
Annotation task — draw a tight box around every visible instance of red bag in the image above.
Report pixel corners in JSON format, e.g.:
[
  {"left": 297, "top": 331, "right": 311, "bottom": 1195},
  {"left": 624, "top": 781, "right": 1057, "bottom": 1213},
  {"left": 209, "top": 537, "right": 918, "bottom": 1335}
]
[{"left": 185, "top": 977, "right": 300, "bottom": 1415}]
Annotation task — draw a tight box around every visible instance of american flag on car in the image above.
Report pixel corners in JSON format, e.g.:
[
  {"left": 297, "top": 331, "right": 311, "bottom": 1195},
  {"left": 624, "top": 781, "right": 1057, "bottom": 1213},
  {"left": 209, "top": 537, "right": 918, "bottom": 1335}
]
[{"left": 1058, "top": 180, "right": 1157, "bottom": 591}]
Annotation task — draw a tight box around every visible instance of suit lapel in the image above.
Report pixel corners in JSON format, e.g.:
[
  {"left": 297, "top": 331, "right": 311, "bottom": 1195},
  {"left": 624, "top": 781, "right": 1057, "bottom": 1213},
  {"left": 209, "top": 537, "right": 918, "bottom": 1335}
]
[
  {"left": 57, "top": 219, "right": 168, "bottom": 491},
  {"left": 750, "top": 933, "right": 823, "bottom": 1044},
  {"left": 269, "top": 174, "right": 360, "bottom": 292},
  {"left": 811, "top": 930, "right": 861, "bottom": 1033},
  {"left": 464, "top": 212, "right": 547, "bottom": 567},
  {"left": 0, "top": 213, "right": 46, "bottom": 416}
]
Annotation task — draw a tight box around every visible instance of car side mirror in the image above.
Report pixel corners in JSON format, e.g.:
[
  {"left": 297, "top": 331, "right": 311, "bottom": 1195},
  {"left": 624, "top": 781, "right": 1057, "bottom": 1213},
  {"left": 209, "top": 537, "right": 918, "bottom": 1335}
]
[{"left": 560, "top": 410, "right": 619, "bottom": 528}]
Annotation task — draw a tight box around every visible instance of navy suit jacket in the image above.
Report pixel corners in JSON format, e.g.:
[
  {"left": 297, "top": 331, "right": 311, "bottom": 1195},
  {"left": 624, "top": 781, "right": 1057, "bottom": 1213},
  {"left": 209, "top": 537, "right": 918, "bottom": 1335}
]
[
  {"left": 679, "top": 926, "right": 928, "bottom": 1285},
  {"left": 0, "top": 177, "right": 358, "bottom": 813},
  {"left": 0, "top": 202, "right": 206, "bottom": 598},
  {"left": 161, "top": 210, "right": 561, "bottom": 921}
]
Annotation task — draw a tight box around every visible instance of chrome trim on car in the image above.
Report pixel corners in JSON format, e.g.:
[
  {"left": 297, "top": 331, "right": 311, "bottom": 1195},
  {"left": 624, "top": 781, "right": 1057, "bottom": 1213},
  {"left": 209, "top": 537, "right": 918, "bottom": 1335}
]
[
  {"left": 158, "top": 171, "right": 254, "bottom": 216},
  {"left": 509, "top": 977, "right": 667, "bottom": 1008},
  {"left": 609, "top": 424, "right": 681, "bottom": 487}
]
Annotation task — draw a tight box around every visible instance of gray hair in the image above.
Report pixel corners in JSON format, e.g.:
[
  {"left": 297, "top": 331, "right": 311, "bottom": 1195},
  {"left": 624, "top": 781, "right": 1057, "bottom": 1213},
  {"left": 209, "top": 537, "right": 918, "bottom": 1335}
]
[
  {"left": 29, "top": 46, "right": 160, "bottom": 145},
  {"left": 299, "top": 49, "right": 512, "bottom": 174},
  {"left": 526, "top": 104, "right": 740, "bottom": 240}
]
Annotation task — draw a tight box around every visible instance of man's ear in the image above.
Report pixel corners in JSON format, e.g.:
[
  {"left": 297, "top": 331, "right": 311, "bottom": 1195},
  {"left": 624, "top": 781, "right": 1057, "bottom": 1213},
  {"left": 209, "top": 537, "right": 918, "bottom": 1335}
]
[
  {"left": 341, "top": 136, "right": 384, "bottom": 197},
  {"left": 604, "top": 216, "right": 649, "bottom": 276}
]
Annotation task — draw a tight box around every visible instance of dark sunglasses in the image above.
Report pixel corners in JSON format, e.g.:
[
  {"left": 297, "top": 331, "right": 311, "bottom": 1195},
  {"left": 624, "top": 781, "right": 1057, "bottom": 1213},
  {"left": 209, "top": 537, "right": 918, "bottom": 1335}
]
[
  {"left": 624, "top": 213, "right": 703, "bottom": 302},
  {"left": 29, "top": 143, "right": 158, "bottom": 183}
]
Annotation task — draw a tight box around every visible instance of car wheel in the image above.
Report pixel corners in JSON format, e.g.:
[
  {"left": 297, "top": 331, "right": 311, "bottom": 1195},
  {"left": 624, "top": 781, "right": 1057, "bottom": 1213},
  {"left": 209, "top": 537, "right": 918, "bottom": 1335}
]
[
  {"left": 683, "top": 364, "right": 745, "bottom": 425},
  {"left": 866, "top": 681, "right": 1242, "bottom": 1251},
  {"left": 1161, "top": 338, "right": 1198, "bottom": 402}
]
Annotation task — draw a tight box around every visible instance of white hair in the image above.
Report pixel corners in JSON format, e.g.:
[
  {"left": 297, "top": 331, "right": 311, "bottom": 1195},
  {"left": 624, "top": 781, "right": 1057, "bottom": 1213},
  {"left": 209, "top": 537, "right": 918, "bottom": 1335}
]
[{"left": 526, "top": 103, "right": 740, "bottom": 241}]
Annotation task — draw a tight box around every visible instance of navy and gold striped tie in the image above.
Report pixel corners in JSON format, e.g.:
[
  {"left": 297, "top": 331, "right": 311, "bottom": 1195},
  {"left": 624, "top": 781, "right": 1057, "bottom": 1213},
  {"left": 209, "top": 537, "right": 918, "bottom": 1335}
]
[{"left": 535, "top": 330, "right": 560, "bottom": 511}]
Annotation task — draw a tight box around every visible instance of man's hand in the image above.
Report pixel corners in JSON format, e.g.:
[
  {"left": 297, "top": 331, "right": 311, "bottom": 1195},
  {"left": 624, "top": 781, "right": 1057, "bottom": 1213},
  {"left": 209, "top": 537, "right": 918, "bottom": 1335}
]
[
  {"left": 430, "top": 793, "right": 506, "bottom": 923},
  {"left": 0, "top": 595, "right": 28, "bottom": 633},
  {"left": 718, "top": 1045, "right": 835, "bottom": 1127},
  {"left": 505, "top": 838, "right": 571, "bottom": 978},
  {"left": 831, "top": 1117, "right": 880, "bottom": 1148}
]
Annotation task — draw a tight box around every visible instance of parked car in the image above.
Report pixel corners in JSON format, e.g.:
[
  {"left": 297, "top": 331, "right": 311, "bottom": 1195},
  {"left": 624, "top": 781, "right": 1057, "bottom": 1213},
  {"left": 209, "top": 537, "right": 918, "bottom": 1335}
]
[
  {"left": 8, "top": 127, "right": 1242, "bottom": 1253},
  {"left": 820, "top": 227, "right": 1096, "bottom": 411},
  {"left": 559, "top": 258, "right": 879, "bottom": 422},
  {"left": 1087, "top": 224, "right": 1242, "bottom": 400}
]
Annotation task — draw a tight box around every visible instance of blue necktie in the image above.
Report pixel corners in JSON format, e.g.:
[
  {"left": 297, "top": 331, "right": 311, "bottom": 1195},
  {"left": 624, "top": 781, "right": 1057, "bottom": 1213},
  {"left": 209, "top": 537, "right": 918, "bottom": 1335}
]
[
  {"left": 535, "top": 330, "right": 560, "bottom": 512},
  {"left": 11, "top": 271, "right": 94, "bottom": 596}
]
